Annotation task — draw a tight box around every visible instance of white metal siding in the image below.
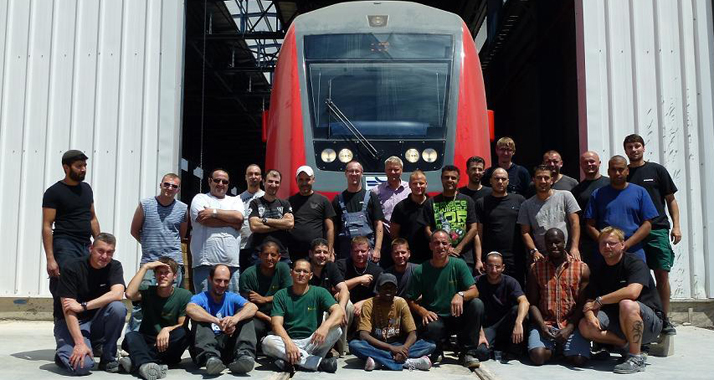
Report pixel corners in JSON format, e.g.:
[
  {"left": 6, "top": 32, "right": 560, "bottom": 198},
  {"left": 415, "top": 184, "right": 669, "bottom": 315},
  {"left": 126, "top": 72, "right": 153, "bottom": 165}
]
[
  {"left": 576, "top": 0, "right": 714, "bottom": 299},
  {"left": 0, "top": 0, "right": 185, "bottom": 297}
]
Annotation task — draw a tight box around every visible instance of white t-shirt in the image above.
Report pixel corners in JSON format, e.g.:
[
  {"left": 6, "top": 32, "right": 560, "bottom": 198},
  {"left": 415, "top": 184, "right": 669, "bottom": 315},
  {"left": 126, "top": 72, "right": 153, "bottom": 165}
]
[
  {"left": 190, "top": 193, "right": 245, "bottom": 268},
  {"left": 239, "top": 189, "right": 264, "bottom": 249}
]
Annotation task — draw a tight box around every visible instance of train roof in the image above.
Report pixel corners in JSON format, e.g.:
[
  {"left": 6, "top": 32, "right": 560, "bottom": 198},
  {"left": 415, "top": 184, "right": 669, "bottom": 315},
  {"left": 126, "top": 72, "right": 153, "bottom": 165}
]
[{"left": 292, "top": 1, "right": 464, "bottom": 35}]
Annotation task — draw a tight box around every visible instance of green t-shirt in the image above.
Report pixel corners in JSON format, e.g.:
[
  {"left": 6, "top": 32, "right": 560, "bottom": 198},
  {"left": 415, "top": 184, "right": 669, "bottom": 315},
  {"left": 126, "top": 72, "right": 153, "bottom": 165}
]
[
  {"left": 405, "top": 258, "right": 475, "bottom": 317},
  {"left": 271, "top": 286, "right": 337, "bottom": 339},
  {"left": 239, "top": 262, "right": 292, "bottom": 314},
  {"left": 139, "top": 286, "right": 192, "bottom": 335}
]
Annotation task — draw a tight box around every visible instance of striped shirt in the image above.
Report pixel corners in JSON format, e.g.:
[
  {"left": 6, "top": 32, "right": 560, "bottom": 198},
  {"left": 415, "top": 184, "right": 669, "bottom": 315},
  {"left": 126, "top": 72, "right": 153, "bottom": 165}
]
[
  {"left": 139, "top": 197, "right": 187, "bottom": 264},
  {"left": 531, "top": 256, "right": 585, "bottom": 328}
]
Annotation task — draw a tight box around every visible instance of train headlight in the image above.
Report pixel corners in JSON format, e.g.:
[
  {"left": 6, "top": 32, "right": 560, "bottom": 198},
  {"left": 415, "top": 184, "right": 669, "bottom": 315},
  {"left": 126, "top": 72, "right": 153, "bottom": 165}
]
[
  {"left": 338, "top": 148, "right": 353, "bottom": 163},
  {"left": 321, "top": 148, "right": 336, "bottom": 163},
  {"left": 404, "top": 149, "right": 420, "bottom": 163},
  {"left": 422, "top": 148, "right": 438, "bottom": 163}
]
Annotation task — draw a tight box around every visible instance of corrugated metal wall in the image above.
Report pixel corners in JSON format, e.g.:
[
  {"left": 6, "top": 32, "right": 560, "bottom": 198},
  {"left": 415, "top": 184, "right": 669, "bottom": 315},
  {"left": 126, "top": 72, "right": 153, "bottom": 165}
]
[
  {"left": 576, "top": 0, "right": 714, "bottom": 299},
  {"left": 0, "top": 0, "right": 185, "bottom": 297}
]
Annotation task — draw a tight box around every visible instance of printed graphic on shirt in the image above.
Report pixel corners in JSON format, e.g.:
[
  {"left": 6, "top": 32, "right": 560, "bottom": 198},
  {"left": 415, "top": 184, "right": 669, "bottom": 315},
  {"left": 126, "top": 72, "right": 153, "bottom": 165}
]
[{"left": 432, "top": 200, "right": 469, "bottom": 245}]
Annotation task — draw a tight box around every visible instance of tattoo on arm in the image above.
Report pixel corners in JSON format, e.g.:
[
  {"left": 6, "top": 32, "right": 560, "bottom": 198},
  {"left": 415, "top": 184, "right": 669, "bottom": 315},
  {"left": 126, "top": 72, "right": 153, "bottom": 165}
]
[{"left": 632, "top": 320, "right": 643, "bottom": 344}]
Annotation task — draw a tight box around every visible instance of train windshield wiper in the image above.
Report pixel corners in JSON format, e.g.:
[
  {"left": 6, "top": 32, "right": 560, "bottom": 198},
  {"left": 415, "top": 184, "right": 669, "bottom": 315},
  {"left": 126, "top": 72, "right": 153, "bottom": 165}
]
[{"left": 325, "top": 97, "right": 379, "bottom": 160}]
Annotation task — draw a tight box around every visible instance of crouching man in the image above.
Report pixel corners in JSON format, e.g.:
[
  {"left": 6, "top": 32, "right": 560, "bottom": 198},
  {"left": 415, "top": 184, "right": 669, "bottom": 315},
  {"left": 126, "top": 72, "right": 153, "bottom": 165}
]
[
  {"left": 349, "top": 273, "right": 435, "bottom": 371},
  {"left": 186, "top": 264, "right": 259, "bottom": 375},
  {"left": 53, "top": 233, "right": 127, "bottom": 375},
  {"left": 120, "top": 258, "right": 192, "bottom": 379},
  {"left": 579, "top": 227, "right": 664, "bottom": 374},
  {"left": 262, "top": 259, "right": 343, "bottom": 373}
]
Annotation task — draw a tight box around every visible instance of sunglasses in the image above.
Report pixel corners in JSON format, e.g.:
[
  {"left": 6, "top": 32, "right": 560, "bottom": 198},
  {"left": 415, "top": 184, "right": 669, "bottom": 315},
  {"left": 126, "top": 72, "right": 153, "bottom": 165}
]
[
  {"left": 211, "top": 178, "right": 229, "bottom": 185},
  {"left": 162, "top": 182, "right": 179, "bottom": 189}
]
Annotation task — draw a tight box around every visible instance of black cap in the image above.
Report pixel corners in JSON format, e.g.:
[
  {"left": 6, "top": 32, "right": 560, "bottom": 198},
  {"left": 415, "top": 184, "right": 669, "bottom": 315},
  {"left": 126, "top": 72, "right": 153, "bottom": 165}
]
[
  {"left": 376, "top": 273, "right": 398, "bottom": 289},
  {"left": 62, "top": 150, "right": 89, "bottom": 165}
]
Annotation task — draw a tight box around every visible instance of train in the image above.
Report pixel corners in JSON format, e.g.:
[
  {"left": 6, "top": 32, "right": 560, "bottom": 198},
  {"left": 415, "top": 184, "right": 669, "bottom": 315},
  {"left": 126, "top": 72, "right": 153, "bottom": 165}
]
[{"left": 264, "top": 1, "right": 490, "bottom": 198}]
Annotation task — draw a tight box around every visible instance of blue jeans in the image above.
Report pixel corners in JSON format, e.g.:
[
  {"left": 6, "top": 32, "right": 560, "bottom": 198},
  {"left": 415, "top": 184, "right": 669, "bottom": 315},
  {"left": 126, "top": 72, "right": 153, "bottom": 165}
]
[
  {"left": 349, "top": 339, "right": 436, "bottom": 371},
  {"left": 192, "top": 265, "right": 240, "bottom": 293}
]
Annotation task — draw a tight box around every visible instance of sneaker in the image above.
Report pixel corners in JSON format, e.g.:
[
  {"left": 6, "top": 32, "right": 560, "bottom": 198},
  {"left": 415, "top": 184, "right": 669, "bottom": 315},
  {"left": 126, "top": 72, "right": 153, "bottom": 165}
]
[
  {"left": 205, "top": 356, "right": 226, "bottom": 375},
  {"left": 228, "top": 355, "right": 255, "bottom": 374},
  {"left": 118, "top": 356, "right": 133, "bottom": 373},
  {"left": 613, "top": 354, "right": 646, "bottom": 374},
  {"left": 462, "top": 353, "right": 480, "bottom": 369},
  {"left": 160, "top": 364, "right": 168, "bottom": 378},
  {"left": 319, "top": 357, "right": 338, "bottom": 373},
  {"left": 99, "top": 360, "right": 120, "bottom": 373},
  {"left": 138, "top": 363, "right": 163, "bottom": 380},
  {"left": 661, "top": 318, "right": 677, "bottom": 335},
  {"left": 274, "top": 359, "right": 294, "bottom": 373},
  {"left": 404, "top": 356, "right": 432, "bottom": 371},
  {"left": 364, "top": 357, "right": 376, "bottom": 371}
]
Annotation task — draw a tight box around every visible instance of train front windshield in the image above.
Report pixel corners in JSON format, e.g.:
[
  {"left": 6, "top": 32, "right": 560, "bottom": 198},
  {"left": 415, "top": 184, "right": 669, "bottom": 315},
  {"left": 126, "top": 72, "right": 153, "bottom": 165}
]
[{"left": 305, "top": 33, "right": 453, "bottom": 140}]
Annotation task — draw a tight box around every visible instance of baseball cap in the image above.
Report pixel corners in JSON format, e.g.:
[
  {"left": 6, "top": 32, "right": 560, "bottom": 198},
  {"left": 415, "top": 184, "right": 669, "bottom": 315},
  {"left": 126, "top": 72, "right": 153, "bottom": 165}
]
[
  {"left": 62, "top": 150, "right": 89, "bottom": 165},
  {"left": 376, "top": 273, "right": 398, "bottom": 289},
  {"left": 296, "top": 165, "right": 314, "bottom": 178}
]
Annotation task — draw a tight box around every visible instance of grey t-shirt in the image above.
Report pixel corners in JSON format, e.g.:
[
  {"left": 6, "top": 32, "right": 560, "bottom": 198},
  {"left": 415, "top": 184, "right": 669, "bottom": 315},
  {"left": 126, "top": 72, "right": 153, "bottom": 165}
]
[{"left": 517, "top": 190, "right": 580, "bottom": 252}]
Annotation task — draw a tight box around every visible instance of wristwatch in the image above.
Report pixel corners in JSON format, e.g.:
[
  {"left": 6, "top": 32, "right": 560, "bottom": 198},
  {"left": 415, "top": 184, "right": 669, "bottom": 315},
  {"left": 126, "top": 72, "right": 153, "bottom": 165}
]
[
  {"left": 262, "top": 217, "right": 268, "bottom": 225},
  {"left": 594, "top": 296, "right": 603, "bottom": 307},
  {"left": 529, "top": 248, "right": 539, "bottom": 255},
  {"left": 458, "top": 291, "right": 465, "bottom": 298},
  {"left": 212, "top": 208, "right": 218, "bottom": 218},
  {"left": 81, "top": 302, "right": 88, "bottom": 312}
]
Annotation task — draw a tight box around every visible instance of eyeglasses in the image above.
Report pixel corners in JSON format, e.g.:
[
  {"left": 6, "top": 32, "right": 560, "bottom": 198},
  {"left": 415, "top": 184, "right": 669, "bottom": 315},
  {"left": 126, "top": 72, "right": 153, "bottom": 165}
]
[
  {"left": 162, "top": 182, "right": 179, "bottom": 189},
  {"left": 211, "top": 178, "right": 229, "bottom": 185}
]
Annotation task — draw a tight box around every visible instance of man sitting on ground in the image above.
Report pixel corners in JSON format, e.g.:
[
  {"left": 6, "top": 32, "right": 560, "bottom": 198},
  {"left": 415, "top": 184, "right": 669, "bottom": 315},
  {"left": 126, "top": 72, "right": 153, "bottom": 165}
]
[
  {"left": 121, "top": 257, "right": 192, "bottom": 379},
  {"left": 262, "top": 260, "right": 344, "bottom": 373},
  {"left": 349, "top": 273, "right": 436, "bottom": 371},
  {"left": 186, "top": 265, "right": 258, "bottom": 376}
]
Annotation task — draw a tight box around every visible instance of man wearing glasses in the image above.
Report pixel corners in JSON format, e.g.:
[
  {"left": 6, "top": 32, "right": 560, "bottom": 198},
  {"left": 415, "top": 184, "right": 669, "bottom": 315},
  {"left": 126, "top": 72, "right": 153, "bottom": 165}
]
[
  {"left": 190, "top": 169, "right": 245, "bottom": 292},
  {"left": 126, "top": 173, "right": 189, "bottom": 332}
]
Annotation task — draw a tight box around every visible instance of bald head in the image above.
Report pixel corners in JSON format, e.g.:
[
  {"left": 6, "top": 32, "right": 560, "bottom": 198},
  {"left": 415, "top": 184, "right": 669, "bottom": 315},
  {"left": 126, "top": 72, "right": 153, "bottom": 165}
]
[{"left": 580, "top": 151, "right": 601, "bottom": 179}]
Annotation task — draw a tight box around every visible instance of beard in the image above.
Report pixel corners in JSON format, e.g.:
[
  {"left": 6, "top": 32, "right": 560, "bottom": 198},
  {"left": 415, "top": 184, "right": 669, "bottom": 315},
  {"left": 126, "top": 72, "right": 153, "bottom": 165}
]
[{"left": 69, "top": 170, "right": 85, "bottom": 182}]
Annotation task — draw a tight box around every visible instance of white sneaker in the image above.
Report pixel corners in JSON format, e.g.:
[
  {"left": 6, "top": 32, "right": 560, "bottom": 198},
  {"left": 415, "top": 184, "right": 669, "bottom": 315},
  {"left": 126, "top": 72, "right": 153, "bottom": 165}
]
[
  {"left": 404, "top": 356, "right": 432, "bottom": 371},
  {"left": 365, "top": 357, "right": 376, "bottom": 371}
]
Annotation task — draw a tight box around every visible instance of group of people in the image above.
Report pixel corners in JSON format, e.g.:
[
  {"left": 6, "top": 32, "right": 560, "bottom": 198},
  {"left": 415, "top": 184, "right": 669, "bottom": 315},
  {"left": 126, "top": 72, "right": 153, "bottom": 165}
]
[{"left": 40, "top": 132, "right": 681, "bottom": 378}]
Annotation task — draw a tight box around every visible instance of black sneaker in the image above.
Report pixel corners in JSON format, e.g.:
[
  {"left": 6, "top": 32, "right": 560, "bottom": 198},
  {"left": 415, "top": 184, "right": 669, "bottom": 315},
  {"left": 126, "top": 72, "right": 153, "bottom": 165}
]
[
  {"left": 205, "top": 356, "right": 225, "bottom": 375},
  {"left": 99, "top": 359, "right": 120, "bottom": 373},
  {"left": 274, "top": 359, "right": 295, "bottom": 374},
  {"left": 613, "top": 354, "right": 646, "bottom": 374},
  {"left": 462, "top": 353, "right": 480, "bottom": 369},
  {"left": 661, "top": 318, "right": 677, "bottom": 335},
  {"left": 228, "top": 354, "right": 255, "bottom": 374},
  {"left": 319, "top": 357, "right": 338, "bottom": 373}
]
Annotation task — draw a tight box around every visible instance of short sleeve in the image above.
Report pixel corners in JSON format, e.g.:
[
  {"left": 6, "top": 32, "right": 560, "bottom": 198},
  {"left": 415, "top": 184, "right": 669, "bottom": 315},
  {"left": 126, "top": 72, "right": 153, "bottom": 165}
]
[
  {"left": 516, "top": 201, "right": 530, "bottom": 226},
  {"left": 189, "top": 293, "right": 208, "bottom": 310},
  {"left": 318, "top": 287, "right": 338, "bottom": 312},
  {"left": 232, "top": 196, "right": 245, "bottom": 216},
  {"left": 56, "top": 265, "right": 80, "bottom": 299},
  {"left": 327, "top": 263, "right": 345, "bottom": 285},
  {"left": 625, "top": 256, "right": 651, "bottom": 287},
  {"left": 108, "top": 262, "right": 125, "bottom": 288},
  {"left": 474, "top": 198, "right": 484, "bottom": 224},
  {"left": 456, "top": 260, "right": 476, "bottom": 289},
  {"left": 249, "top": 199, "right": 261, "bottom": 218},
  {"left": 356, "top": 299, "right": 374, "bottom": 333},
  {"left": 282, "top": 199, "right": 293, "bottom": 215},
  {"left": 323, "top": 196, "right": 336, "bottom": 219},
  {"left": 279, "top": 263, "right": 294, "bottom": 288},
  {"left": 368, "top": 192, "right": 385, "bottom": 222},
  {"left": 405, "top": 266, "right": 423, "bottom": 300},
  {"left": 639, "top": 189, "right": 660, "bottom": 221},
  {"left": 465, "top": 197, "right": 477, "bottom": 225},
  {"left": 584, "top": 190, "right": 598, "bottom": 220},
  {"left": 507, "top": 277, "right": 525, "bottom": 300},
  {"left": 178, "top": 290, "right": 192, "bottom": 317},
  {"left": 230, "top": 293, "right": 249, "bottom": 310},
  {"left": 42, "top": 186, "right": 58, "bottom": 209},
  {"left": 563, "top": 191, "right": 581, "bottom": 214},
  {"left": 190, "top": 194, "right": 209, "bottom": 223},
  {"left": 271, "top": 290, "right": 286, "bottom": 316},
  {"left": 421, "top": 199, "right": 435, "bottom": 228},
  {"left": 238, "top": 268, "right": 254, "bottom": 295},
  {"left": 659, "top": 166, "right": 677, "bottom": 195},
  {"left": 398, "top": 298, "right": 417, "bottom": 333}
]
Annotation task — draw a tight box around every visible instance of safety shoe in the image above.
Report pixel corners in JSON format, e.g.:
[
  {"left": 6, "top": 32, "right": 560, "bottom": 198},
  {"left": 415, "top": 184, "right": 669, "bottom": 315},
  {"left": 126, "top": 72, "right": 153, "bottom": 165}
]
[
  {"left": 613, "top": 354, "right": 646, "bottom": 374},
  {"left": 661, "top": 318, "right": 677, "bottom": 335},
  {"left": 99, "top": 359, "right": 120, "bottom": 373},
  {"left": 205, "top": 356, "right": 225, "bottom": 375},
  {"left": 274, "top": 359, "right": 295, "bottom": 373},
  {"left": 319, "top": 357, "right": 338, "bottom": 373},
  {"left": 404, "top": 356, "right": 432, "bottom": 371},
  {"left": 138, "top": 363, "right": 163, "bottom": 380},
  {"left": 229, "top": 354, "right": 255, "bottom": 374},
  {"left": 462, "top": 353, "right": 480, "bottom": 369},
  {"left": 118, "top": 356, "right": 133, "bottom": 373}
]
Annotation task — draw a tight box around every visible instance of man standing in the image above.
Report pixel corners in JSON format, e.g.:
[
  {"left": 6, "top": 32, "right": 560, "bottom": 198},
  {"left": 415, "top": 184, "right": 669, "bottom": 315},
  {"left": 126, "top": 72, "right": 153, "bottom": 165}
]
[
  {"left": 527, "top": 229, "right": 590, "bottom": 366},
  {"left": 372, "top": 157, "right": 411, "bottom": 268},
  {"left": 390, "top": 170, "right": 431, "bottom": 264},
  {"left": 518, "top": 165, "right": 581, "bottom": 262},
  {"left": 405, "top": 230, "right": 485, "bottom": 368},
  {"left": 460, "top": 156, "right": 492, "bottom": 201},
  {"left": 624, "top": 134, "right": 681, "bottom": 335},
  {"left": 288, "top": 166, "right": 336, "bottom": 260},
  {"left": 332, "top": 161, "right": 385, "bottom": 261},
  {"left": 262, "top": 260, "right": 343, "bottom": 373},
  {"left": 53, "top": 233, "right": 126, "bottom": 375},
  {"left": 476, "top": 168, "right": 526, "bottom": 284},
  {"left": 239, "top": 164, "right": 264, "bottom": 270},
  {"left": 422, "top": 165, "right": 480, "bottom": 273},
  {"left": 482, "top": 137, "right": 531, "bottom": 195},
  {"left": 385, "top": 239, "right": 418, "bottom": 297},
  {"left": 543, "top": 150, "right": 579, "bottom": 191},
  {"left": 571, "top": 152, "right": 609, "bottom": 265},
  {"left": 579, "top": 227, "right": 664, "bottom": 374},
  {"left": 187, "top": 264, "right": 258, "bottom": 375},
  {"left": 239, "top": 241, "right": 292, "bottom": 343},
  {"left": 584, "top": 156, "right": 658, "bottom": 263},
  {"left": 249, "top": 170, "right": 295, "bottom": 262},
  {"left": 190, "top": 169, "right": 244, "bottom": 292},
  {"left": 349, "top": 273, "right": 435, "bottom": 371},
  {"left": 474, "top": 252, "right": 529, "bottom": 362},
  {"left": 42, "top": 150, "right": 100, "bottom": 295},
  {"left": 121, "top": 258, "right": 192, "bottom": 379}
]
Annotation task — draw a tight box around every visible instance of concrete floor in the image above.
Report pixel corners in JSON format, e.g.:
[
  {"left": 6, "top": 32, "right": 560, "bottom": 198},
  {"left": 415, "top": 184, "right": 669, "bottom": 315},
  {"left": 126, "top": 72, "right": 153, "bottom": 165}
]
[{"left": 1, "top": 321, "right": 712, "bottom": 380}]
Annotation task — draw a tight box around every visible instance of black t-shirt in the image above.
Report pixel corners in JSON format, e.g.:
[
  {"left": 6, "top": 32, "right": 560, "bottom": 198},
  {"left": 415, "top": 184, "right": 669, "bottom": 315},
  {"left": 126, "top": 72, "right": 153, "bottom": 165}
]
[
  {"left": 459, "top": 186, "right": 493, "bottom": 202},
  {"left": 482, "top": 163, "right": 531, "bottom": 195},
  {"left": 249, "top": 197, "right": 293, "bottom": 260},
  {"left": 390, "top": 196, "right": 430, "bottom": 264},
  {"left": 332, "top": 188, "right": 385, "bottom": 233},
  {"left": 42, "top": 181, "right": 94, "bottom": 243},
  {"left": 475, "top": 194, "right": 525, "bottom": 260},
  {"left": 386, "top": 262, "right": 417, "bottom": 297},
  {"left": 475, "top": 274, "right": 524, "bottom": 326},
  {"left": 55, "top": 257, "right": 125, "bottom": 320},
  {"left": 588, "top": 253, "right": 663, "bottom": 316},
  {"left": 335, "top": 258, "right": 384, "bottom": 304},
  {"left": 627, "top": 162, "right": 677, "bottom": 230},
  {"left": 310, "top": 261, "right": 345, "bottom": 291},
  {"left": 571, "top": 176, "right": 610, "bottom": 243},
  {"left": 421, "top": 194, "right": 478, "bottom": 264},
  {"left": 288, "top": 193, "right": 336, "bottom": 258}
]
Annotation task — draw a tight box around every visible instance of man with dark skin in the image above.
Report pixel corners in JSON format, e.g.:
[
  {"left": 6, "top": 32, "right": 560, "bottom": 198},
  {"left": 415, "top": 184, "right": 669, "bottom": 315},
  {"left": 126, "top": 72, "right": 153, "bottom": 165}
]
[{"left": 527, "top": 228, "right": 590, "bottom": 366}]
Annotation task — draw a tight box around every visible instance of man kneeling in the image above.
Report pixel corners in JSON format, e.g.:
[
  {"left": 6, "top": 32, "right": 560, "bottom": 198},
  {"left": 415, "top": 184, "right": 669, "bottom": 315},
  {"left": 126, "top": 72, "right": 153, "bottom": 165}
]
[
  {"left": 349, "top": 273, "right": 435, "bottom": 371},
  {"left": 186, "top": 264, "right": 259, "bottom": 375},
  {"left": 262, "top": 259, "right": 343, "bottom": 372},
  {"left": 120, "top": 258, "right": 192, "bottom": 379}
]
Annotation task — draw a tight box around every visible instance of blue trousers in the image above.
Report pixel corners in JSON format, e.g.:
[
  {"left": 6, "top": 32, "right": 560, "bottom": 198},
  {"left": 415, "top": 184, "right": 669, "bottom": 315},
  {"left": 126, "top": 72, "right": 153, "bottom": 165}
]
[{"left": 349, "top": 339, "right": 436, "bottom": 371}]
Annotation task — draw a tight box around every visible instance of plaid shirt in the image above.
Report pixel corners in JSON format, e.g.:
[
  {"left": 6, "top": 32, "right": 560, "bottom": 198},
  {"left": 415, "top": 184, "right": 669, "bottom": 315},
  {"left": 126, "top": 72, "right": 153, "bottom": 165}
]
[{"left": 532, "top": 256, "right": 584, "bottom": 328}]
